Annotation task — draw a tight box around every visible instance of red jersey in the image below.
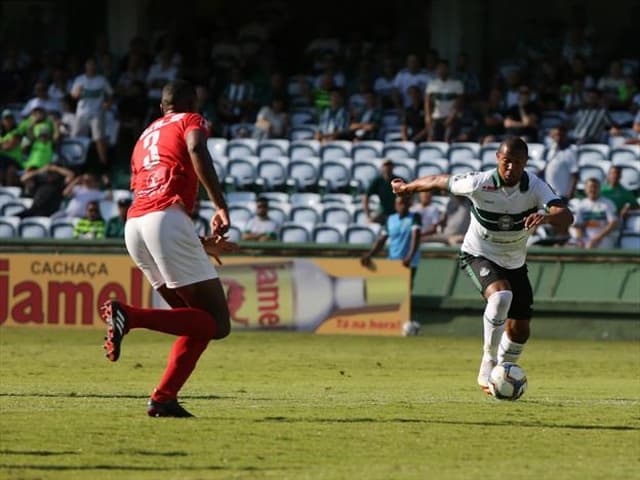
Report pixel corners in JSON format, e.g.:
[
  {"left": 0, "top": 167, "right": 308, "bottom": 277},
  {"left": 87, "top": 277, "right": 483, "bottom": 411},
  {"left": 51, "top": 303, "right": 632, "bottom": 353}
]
[{"left": 127, "top": 112, "right": 208, "bottom": 218}]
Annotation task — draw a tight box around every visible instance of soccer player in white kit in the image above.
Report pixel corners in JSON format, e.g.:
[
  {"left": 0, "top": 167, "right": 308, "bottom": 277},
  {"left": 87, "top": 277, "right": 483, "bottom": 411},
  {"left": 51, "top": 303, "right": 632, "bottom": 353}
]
[{"left": 391, "top": 137, "right": 574, "bottom": 394}]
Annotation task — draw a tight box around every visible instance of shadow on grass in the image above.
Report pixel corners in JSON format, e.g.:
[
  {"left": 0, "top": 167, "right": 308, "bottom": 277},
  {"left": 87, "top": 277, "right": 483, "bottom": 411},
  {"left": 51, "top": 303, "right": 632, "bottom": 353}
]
[
  {"left": 0, "top": 393, "right": 230, "bottom": 400},
  {"left": 0, "top": 464, "right": 257, "bottom": 472},
  {"left": 0, "top": 450, "right": 78, "bottom": 456},
  {"left": 257, "top": 416, "right": 639, "bottom": 431}
]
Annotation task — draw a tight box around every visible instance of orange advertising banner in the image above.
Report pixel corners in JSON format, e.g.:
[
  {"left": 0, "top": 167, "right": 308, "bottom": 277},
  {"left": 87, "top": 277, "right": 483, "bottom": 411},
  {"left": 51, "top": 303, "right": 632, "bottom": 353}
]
[{"left": 0, "top": 254, "right": 411, "bottom": 336}]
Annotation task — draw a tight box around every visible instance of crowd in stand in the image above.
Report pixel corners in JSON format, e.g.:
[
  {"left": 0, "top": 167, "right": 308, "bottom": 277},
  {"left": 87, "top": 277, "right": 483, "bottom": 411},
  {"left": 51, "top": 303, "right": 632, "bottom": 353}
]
[{"left": 0, "top": 15, "right": 639, "bottom": 248}]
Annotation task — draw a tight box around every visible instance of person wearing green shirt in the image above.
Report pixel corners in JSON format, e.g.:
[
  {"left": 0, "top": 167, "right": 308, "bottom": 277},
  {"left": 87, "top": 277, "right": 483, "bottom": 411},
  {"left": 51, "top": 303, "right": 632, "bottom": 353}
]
[
  {"left": 16, "top": 105, "right": 59, "bottom": 170},
  {"left": 105, "top": 198, "right": 131, "bottom": 238},
  {"left": 0, "top": 109, "right": 24, "bottom": 185},
  {"left": 73, "top": 200, "right": 106, "bottom": 239},
  {"left": 600, "top": 165, "right": 639, "bottom": 219}
]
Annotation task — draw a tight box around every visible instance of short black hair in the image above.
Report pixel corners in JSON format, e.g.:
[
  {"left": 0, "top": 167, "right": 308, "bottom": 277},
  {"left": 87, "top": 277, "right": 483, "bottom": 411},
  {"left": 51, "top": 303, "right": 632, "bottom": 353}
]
[
  {"left": 256, "top": 197, "right": 269, "bottom": 205},
  {"left": 161, "top": 79, "right": 196, "bottom": 112},
  {"left": 499, "top": 136, "right": 529, "bottom": 158}
]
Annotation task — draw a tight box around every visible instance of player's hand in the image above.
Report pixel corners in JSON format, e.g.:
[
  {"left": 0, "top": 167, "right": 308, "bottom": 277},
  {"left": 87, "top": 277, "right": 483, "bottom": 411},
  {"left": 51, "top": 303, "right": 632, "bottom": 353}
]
[
  {"left": 524, "top": 212, "right": 547, "bottom": 230},
  {"left": 210, "top": 208, "right": 230, "bottom": 238},
  {"left": 391, "top": 178, "right": 408, "bottom": 195},
  {"left": 200, "top": 235, "right": 239, "bottom": 265},
  {"left": 360, "top": 255, "right": 372, "bottom": 268},
  {"left": 402, "top": 257, "right": 411, "bottom": 268}
]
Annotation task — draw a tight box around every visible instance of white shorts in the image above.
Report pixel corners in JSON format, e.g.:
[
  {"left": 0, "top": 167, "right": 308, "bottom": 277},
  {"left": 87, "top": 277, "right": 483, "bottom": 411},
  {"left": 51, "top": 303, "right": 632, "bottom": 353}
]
[
  {"left": 124, "top": 204, "right": 218, "bottom": 289},
  {"left": 72, "top": 112, "right": 106, "bottom": 140}
]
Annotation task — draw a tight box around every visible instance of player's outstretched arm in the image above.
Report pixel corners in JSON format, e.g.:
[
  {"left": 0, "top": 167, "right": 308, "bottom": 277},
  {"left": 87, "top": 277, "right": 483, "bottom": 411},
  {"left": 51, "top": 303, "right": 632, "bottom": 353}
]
[
  {"left": 524, "top": 205, "right": 574, "bottom": 231},
  {"left": 186, "top": 129, "right": 229, "bottom": 236},
  {"left": 391, "top": 174, "right": 450, "bottom": 196}
]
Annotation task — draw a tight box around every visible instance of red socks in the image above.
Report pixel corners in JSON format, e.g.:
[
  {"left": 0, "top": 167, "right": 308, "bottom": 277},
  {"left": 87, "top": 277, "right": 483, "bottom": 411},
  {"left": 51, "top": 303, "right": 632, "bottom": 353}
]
[
  {"left": 152, "top": 336, "right": 209, "bottom": 402},
  {"left": 122, "top": 304, "right": 217, "bottom": 339}
]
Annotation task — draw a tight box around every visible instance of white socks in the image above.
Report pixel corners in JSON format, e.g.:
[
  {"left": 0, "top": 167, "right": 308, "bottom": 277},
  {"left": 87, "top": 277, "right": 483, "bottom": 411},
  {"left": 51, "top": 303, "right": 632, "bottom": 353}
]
[
  {"left": 498, "top": 333, "right": 525, "bottom": 364},
  {"left": 482, "top": 290, "right": 513, "bottom": 359}
]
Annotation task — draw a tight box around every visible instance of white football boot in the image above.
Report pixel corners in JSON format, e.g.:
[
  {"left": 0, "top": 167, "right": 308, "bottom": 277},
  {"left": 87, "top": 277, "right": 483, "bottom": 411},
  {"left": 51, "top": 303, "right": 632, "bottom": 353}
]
[{"left": 477, "top": 353, "right": 496, "bottom": 395}]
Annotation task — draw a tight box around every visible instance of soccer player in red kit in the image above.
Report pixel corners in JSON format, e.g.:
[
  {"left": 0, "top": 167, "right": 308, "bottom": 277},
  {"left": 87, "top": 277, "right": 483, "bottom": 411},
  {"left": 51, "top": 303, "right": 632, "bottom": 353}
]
[{"left": 101, "top": 80, "right": 231, "bottom": 417}]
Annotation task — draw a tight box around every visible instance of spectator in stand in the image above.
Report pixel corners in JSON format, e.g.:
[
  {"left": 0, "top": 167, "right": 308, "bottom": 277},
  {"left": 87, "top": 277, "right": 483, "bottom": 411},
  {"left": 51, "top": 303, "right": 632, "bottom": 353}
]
[
  {"left": 16, "top": 104, "right": 59, "bottom": 171},
  {"left": 17, "top": 164, "right": 74, "bottom": 218},
  {"left": 312, "top": 72, "right": 334, "bottom": 114},
  {"left": 373, "top": 58, "right": 397, "bottom": 110},
  {"left": 410, "top": 191, "right": 442, "bottom": 239},
  {"left": 597, "top": 60, "right": 626, "bottom": 109},
  {"left": 315, "top": 89, "right": 350, "bottom": 143},
  {"left": 503, "top": 70, "right": 523, "bottom": 109},
  {"left": 217, "top": 65, "right": 256, "bottom": 125},
  {"left": 392, "top": 53, "right": 430, "bottom": 111},
  {"left": 105, "top": 198, "right": 131, "bottom": 238},
  {"left": 425, "top": 59, "right": 464, "bottom": 142},
  {"left": 503, "top": 85, "right": 540, "bottom": 142},
  {"left": 401, "top": 85, "right": 428, "bottom": 143},
  {"left": 563, "top": 75, "right": 588, "bottom": 113},
  {"left": 571, "top": 178, "right": 619, "bottom": 249},
  {"left": 253, "top": 95, "right": 289, "bottom": 140},
  {"left": 70, "top": 57, "right": 114, "bottom": 167},
  {"left": 145, "top": 47, "right": 179, "bottom": 119},
  {"left": 313, "top": 54, "right": 346, "bottom": 90},
  {"left": 195, "top": 84, "right": 219, "bottom": 137},
  {"left": 58, "top": 172, "right": 112, "bottom": 219},
  {"left": 422, "top": 194, "right": 471, "bottom": 246},
  {"left": 21, "top": 81, "right": 62, "bottom": 118},
  {"left": 119, "top": 35, "right": 151, "bottom": 75},
  {"left": 47, "top": 67, "right": 72, "bottom": 104},
  {"left": 362, "top": 159, "right": 396, "bottom": 225},
  {"left": 0, "top": 109, "right": 24, "bottom": 186},
  {"left": 423, "top": 48, "right": 439, "bottom": 80},
  {"left": 569, "top": 88, "right": 615, "bottom": 144},
  {"left": 600, "top": 165, "right": 639, "bottom": 219},
  {"left": 115, "top": 53, "right": 148, "bottom": 136},
  {"left": 360, "top": 195, "right": 421, "bottom": 289},
  {"left": 477, "top": 87, "right": 506, "bottom": 144},
  {"left": 454, "top": 52, "right": 481, "bottom": 101},
  {"left": 242, "top": 197, "right": 279, "bottom": 241},
  {"left": 543, "top": 125, "right": 578, "bottom": 203},
  {"left": 73, "top": 200, "right": 106, "bottom": 239},
  {"left": 190, "top": 199, "right": 210, "bottom": 237},
  {"left": 627, "top": 110, "right": 640, "bottom": 144},
  {"left": 348, "top": 89, "right": 381, "bottom": 141}
]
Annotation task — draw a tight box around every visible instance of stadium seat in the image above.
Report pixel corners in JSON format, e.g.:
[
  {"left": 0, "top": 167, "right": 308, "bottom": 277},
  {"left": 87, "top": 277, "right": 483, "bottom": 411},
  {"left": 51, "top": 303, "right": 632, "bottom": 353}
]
[
  {"left": 226, "top": 138, "right": 258, "bottom": 159},
  {"left": 392, "top": 158, "right": 416, "bottom": 181},
  {"left": 318, "top": 159, "right": 352, "bottom": 192},
  {"left": 213, "top": 159, "right": 226, "bottom": 179},
  {"left": 226, "top": 225, "right": 242, "bottom": 242},
  {"left": 352, "top": 206, "right": 369, "bottom": 225},
  {"left": 290, "top": 109, "right": 316, "bottom": 127},
  {"left": 479, "top": 143, "right": 501, "bottom": 163},
  {"left": 224, "top": 158, "right": 258, "bottom": 190},
  {"left": 259, "top": 191, "right": 289, "bottom": 204},
  {"left": 257, "top": 139, "right": 290, "bottom": 159},
  {"left": 380, "top": 126, "right": 403, "bottom": 143},
  {"left": 382, "top": 141, "right": 416, "bottom": 160},
  {"left": 448, "top": 158, "right": 481, "bottom": 175},
  {"left": 289, "top": 125, "right": 317, "bottom": 141},
  {"left": 352, "top": 141, "right": 384, "bottom": 162},
  {"left": 99, "top": 200, "right": 117, "bottom": 220},
  {"left": 50, "top": 217, "right": 78, "bottom": 239},
  {"left": 321, "top": 140, "right": 353, "bottom": 162},
  {"left": 447, "top": 142, "right": 480, "bottom": 162},
  {"left": 345, "top": 224, "right": 379, "bottom": 245},
  {"left": 350, "top": 161, "right": 379, "bottom": 192},
  {"left": 576, "top": 158, "right": 611, "bottom": 188},
  {"left": 0, "top": 216, "right": 20, "bottom": 238},
  {"left": 381, "top": 109, "right": 402, "bottom": 128},
  {"left": 619, "top": 233, "right": 640, "bottom": 250},
  {"left": 229, "top": 204, "right": 254, "bottom": 225},
  {"left": 525, "top": 158, "right": 546, "bottom": 177},
  {"left": 622, "top": 212, "right": 640, "bottom": 234},
  {"left": 206, "top": 137, "right": 228, "bottom": 161},
  {"left": 286, "top": 160, "right": 320, "bottom": 191},
  {"left": 417, "top": 141, "right": 449, "bottom": 162},
  {"left": 289, "top": 140, "right": 321, "bottom": 161},
  {"left": 322, "top": 205, "right": 354, "bottom": 225},
  {"left": 1, "top": 200, "right": 29, "bottom": 217},
  {"left": 227, "top": 191, "right": 257, "bottom": 204},
  {"left": 228, "top": 123, "right": 256, "bottom": 139},
  {"left": 267, "top": 204, "right": 289, "bottom": 225},
  {"left": 312, "top": 223, "right": 346, "bottom": 244},
  {"left": 0, "top": 186, "right": 22, "bottom": 198},
  {"left": 577, "top": 144, "right": 610, "bottom": 163},
  {"left": 527, "top": 143, "right": 546, "bottom": 161},
  {"left": 289, "top": 204, "right": 322, "bottom": 225},
  {"left": 279, "top": 222, "right": 312, "bottom": 243},
  {"left": 289, "top": 192, "right": 322, "bottom": 206},
  {"left": 616, "top": 163, "right": 640, "bottom": 192},
  {"left": 610, "top": 145, "right": 640, "bottom": 163},
  {"left": 18, "top": 216, "right": 51, "bottom": 238},
  {"left": 256, "top": 159, "right": 288, "bottom": 191},
  {"left": 59, "top": 136, "right": 91, "bottom": 167},
  {"left": 415, "top": 160, "right": 446, "bottom": 178}
]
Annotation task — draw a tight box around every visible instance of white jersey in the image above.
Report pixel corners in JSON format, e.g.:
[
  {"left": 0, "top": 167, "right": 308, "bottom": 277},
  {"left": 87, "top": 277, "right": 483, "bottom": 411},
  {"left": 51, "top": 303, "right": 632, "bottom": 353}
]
[
  {"left": 71, "top": 74, "right": 113, "bottom": 117},
  {"left": 449, "top": 170, "right": 561, "bottom": 269}
]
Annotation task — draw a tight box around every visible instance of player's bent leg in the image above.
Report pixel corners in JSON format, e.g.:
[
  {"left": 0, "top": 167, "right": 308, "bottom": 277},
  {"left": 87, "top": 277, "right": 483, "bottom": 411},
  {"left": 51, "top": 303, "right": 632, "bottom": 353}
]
[
  {"left": 498, "top": 319, "right": 530, "bottom": 364},
  {"left": 175, "top": 277, "right": 231, "bottom": 340}
]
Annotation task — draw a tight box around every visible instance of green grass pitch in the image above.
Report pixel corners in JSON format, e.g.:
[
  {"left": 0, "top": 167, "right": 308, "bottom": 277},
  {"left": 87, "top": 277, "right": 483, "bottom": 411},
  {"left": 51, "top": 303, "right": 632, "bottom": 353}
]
[{"left": 0, "top": 327, "right": 638, "bottom": 480}]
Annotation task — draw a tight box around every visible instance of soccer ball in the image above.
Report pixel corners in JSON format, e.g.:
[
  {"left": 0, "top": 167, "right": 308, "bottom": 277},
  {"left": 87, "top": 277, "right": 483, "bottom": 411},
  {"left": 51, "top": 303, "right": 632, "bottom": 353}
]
[
  {"left": 488, "top": 362, "right": 527, "bottom": 400},
  {"left": 402, "top": 320, "right": 421, "bottom": 336}
]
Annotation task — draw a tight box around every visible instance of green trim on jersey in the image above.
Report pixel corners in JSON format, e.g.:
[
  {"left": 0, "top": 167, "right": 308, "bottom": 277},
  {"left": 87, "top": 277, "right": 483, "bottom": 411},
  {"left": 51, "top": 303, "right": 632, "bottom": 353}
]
[
  {"left": 470, "top": 205, "right": 539, "bottom": 232},
  {"left": 491, "top": 170, "right": 530, "bottom": 192}
]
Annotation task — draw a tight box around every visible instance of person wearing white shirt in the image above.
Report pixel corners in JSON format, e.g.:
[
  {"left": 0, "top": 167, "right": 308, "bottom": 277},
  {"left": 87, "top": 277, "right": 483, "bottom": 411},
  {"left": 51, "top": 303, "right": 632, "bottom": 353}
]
[
  {"left": 392, "top": 54, "right": 431, "bottom": 110},
  {"left": 242, "top": 198, "right": 279, "bottom": 241},
  {"left": 410, "top": 191, "right": 442, "bottom": 238},
  {"left": 571, "top": 178, "right": 619, "bottom": 249},
  {"left": 543, "top": 126, "right": 578, "bottom": 201},
  {"left": 425, "top": 59, "right": 464, "bottom": 142},
  {"left": 70, "top": 57, "right": 113, "bottom": 166}
]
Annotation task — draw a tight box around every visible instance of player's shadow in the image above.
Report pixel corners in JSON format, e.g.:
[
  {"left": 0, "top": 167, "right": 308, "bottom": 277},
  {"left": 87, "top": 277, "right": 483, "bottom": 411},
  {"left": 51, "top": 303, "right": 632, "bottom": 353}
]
[
  {"left": 257, "top": 416, "right": 639, "bottom": 431},
  {"left": 0, "top": 393, "right": 232, "bottom": 400}
]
